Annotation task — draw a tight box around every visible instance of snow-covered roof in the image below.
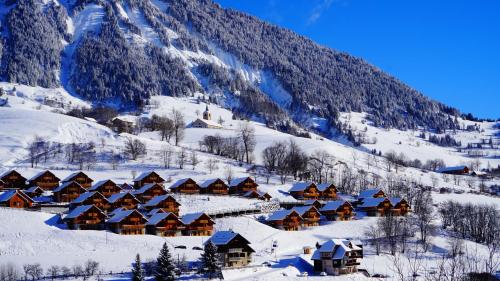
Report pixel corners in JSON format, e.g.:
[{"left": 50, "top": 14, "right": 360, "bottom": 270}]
[
  {"left": 28, "top": 170, "right": 59, "bottom": 181},
  {"left": 229, "top": 177, "right": 250, "bottom": 187},
  {"left": 320, "top": 200, "right": 348, "bottom": 212},
  {"left": 291, "top": 206, "right": 316, "bottom": 216},
  {"left": 0, "top": 190, "right": 32, "bottom": 203},
  {"left": 337, "top": 193, "right": 357, "bottom": 202},
  {"left": 437, "top": 166, "right": 468, "bottom": 173},
  {"left": 72, "top": 192, "right": 99, "bottom": 204},
  {"left": 359, "top": 197, "right": 390, "bottom": 208},
  {"left": 190, "top": 118, "right": 222, "bottom": 128},
  {"left": 65, "top": 205, "right": 101, "bottom": 219},
  {"left": 358, "top": 188, "right": 383, "bottom": 198},
  {"left": 316, "top": 183, "right": 335, "bottom": 192},
  {"left": 170, "top": 178, "right": 193, "bottom": 189},
  {"left": 88, "top": 179, "right": 116, "bottom": 191},
  {"left": 25, "top": 185, "right": 43, "bottom": 193},
  {"left": 146, "top": 212, "right": 178, "bottom": 226},
  {"left": 389, "top": 197, "right": 405, "bottom": 206},
  {"left": 144, "top": 195, "right": 176, "bottom": 207},
  {"left": 181, "top": 212, "right": 212, "bottom": 225},
  {"left": 61, "top": 171, "right": 89, "bottom": 183},
  {"left": 303, "top": 199, "right": 321, "bottom": 205},
  {"left": 109, "top": 207, "right": 127, "bottom": 217},
  {"left": 107, "top": 192, "right": 136, "bottom": 203},
  {"left": 289, "top": 182, "right": 314, "bottom": 192},
  {"left": 133, "top": 183, "right": 163, "bottom": 194},
  {"left": 0, "top": 169, "right": 24, "bottom": 179},
  {"left": 133, "top": 171, "right": 160, "bottom": 182},
  {"left": 267, "top": 209, "right": 301, "bottom": 221},
  {"left": 199, "top": 178, "right": 222, "bottom": 188},
  {"left": 53, "top": 181, "right": 83, "bottom": 193},
  {"left": 207, "top": 231, "right": 248, "bottom": 246},
  {"left": 107, "top": 209, "right": 145, "bottom": 223},
  {"left": 146, "top": 208, "right": 166, "bottom": 217},
  {"left": 243, "top": 190, "right": 269, "bottom": 198},
  {"left": 312, "top": 239, "right": 352, "bottom": 261}
]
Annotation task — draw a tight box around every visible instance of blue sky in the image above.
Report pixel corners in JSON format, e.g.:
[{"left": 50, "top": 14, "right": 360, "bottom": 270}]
[{"left": 214, "top": 0, "right": 499, "bottom": 119}]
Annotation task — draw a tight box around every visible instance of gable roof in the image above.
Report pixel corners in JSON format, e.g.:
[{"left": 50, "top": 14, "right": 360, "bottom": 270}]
[
  {"left": 170, "top": 178, "right": 195, "bottom": 189},
  {"left": 109, "top": 207, "right": 127, "bottom": 217},
  {"left": 311, "top": 239, "right": 352, "bottom": 261},
  {"left": 0, "top": 170, "right": 26, "bottom": 180},
  {"left": 146, "top": 212, "right": 180, "bottom": 226},
  {"left": 25, "top": 185, "right": 44, "bottom": 194},
  {"left": 320, "top": 200, "right": 350, "bottom": 212},
  {"left": 289, "top": 182, "right": 314, "bottom": 192},
  {"left": 65, "top": 205, "right": 104, "bottom": 219},
  {"left": 144, "top": 195, "right": 178, "bottom": 207},
  {"left": 181, "top": 212, "right": 213, "bottom": 225},
  {"left": 317, "top": 183, "right": 335, "bottom": 192},
  {"left": 53, "top": 181, "right": 84, "bottom": 193},
  {"left": 107, "top": 192, "right": 138, "bottom": 203},
  {"left": 61, "top": 171, "right": 91, "bottom": 183},
  {"left": 191, "top": 118, "right": 223, "bottom": 128},
  {"left": 28, "top": 170, "right": 60, "bottom": 182},
  {"left": 133, "top": 171, "right": 163, "bottom": 182},
  {"left": 229, "top": 177, "right": 252, "bottom": 187},
  {"left": 89, "top": 179, "right": 118, "bottom": 191},
  {"left": 133, "top": 183, "right": 164, "bottom": 194},
  {"left": 291, "top": 206, "right": 318, "bottom": 216},
  {"left": 72, "top": 192, "right": 104, "bottom": 204},
  {"left": 389, "top": 197, "right": 407, "bottom": 206},
  {"left": 267, "top": 209, "right": 301, "bottom": 221},
  {"left": 358, "top": 188, "right": 384, "bottom": 198},
  {"left": 359, "top": 197, "right": 391, "bottom": 208},
  {"left": 107, "top": 209, "right": 146, "bottom": 223},
  {"left": 146, "top": 208, "right": 167, "bottom": 217},
  {"left": 437, "top": 166, "right": 468, "bottom": 173},
  {"left": 199, "top": 178, "right": 224, "bottom": 188},
  {"left": 0, "top": 190, "right": 33, "bottom": 203}
]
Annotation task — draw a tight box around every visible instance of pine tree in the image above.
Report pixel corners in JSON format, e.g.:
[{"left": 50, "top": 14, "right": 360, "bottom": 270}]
[
  {"left": 132, "top": 254, "right": 144, "bottom": 281},
  {"left": 199, "top": 241, "right": 221, "bottom": 279},
  {"left": 155, "top": 243, "right": 176, "bottom": 281}
]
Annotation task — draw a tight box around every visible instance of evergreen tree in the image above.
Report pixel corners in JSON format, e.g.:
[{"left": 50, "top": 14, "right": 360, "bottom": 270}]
[
  {"left": 199, "top": 241, "right": 221, "bottom": 279},
  {"left": 155, "top": 243, "right": 176, "bottom": 281},
  {"left": 132, "top": 254, "right": 144, "bottom": 281}
]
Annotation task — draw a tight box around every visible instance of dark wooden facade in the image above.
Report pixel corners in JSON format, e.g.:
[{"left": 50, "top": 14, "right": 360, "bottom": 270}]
[
  {"left": 320, "top": 201, "right": 354, "bottom": 221},
  {"left": 229, "top": 177, "right": 258, "bottom": 195},
  {"left": 0, "top": 170, "right": 27, "bottom": 189},
  {"left": 133, "top": 171, "right": 165, "bottom": 189},
  {"left": 200, "top": 179, "right": 229, "bottom": 195},
  {"left": 62, "top": 172, "right": 93, "bottom": 189},
  {"left": 268, "top": 210, "right": 303, "bottom": 231},
  {"left": 70, "top": 192, "right": 109, "bottom": 211},
  {"left": 146, "top": 212, "right": 185, "bottom": 237},
  {"left": 143, "top": 195, "right": 180, "bottom": 215},
  {"left": 318, "top": 183, "right": 338, "bottom": 200},
  {"left": 64, "top": 205, "right": 106, "bottom": 230},
  {"left": 54, "top": 182, "right": 87, "bottom": 202},
  {"left": 391, "top": 198, "right": 410, "bottom": 216},
  {"left": 107, "top": 210, "right": 147, "bottom": 235},
  {"left": 294, "top": 206, "right": 321, "bottom": 227},
  {"left": 90, "top": 180, "right": 122, "bottom": 197},
  {"left": 290, "top": 183, "right": 321, "bottom": 200},
  {"left": 108, "top": 192, "right": 140, "bottom": 210},
  {"left": 170, "top": 178, "right": 200, "bottom": 194},
  {"left": 28, "top": 170, "right": 60, "bottom": 190},
  {"left": 133, "top": 183, "right": 167, "bottom": 203},
  {"left": 182, "top": 213, "right": 215, "bottom": 236},
  {"left": 0, "top": 190, "right": 34, "bottom": 208}
]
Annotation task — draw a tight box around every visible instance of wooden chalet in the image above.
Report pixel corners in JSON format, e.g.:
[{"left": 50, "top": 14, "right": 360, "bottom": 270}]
[
  {"left": 289, "top": 182, "right": 320, "bottom": 200},
  {"left": 0, "top": 170, "right": 27, "bottom": 189},
  {"left": 304, "top": 199, "right": 324, "bottom": 210},
  {"left": 357, "top": 188, "right": 386, "bottom": 202},
  {"left": 28, "top": 170, "right": 60, "bottom": 190},
  {"left": 120, "top": 183, "right": 134, "bottom": 190},
  {"left": 132, "top": 183, "right": 167, "bottom": 203},
  {"left": 107, "top": 192, "right": 141, "bottom": 210},
  {"left": 0, "top": 190, "right": 34, "bottom": 208},
  {"left": 61, "top": 172, "right": 93, "bottom": 189},
  {"left": 133, "top": 171, "right": 165, "bottom": 189},
  {"left": 106, "top": 209, "right": 147, "bottom": 235},
  {"left": 312, "top": 239, "right": 363, "bottom": 275},
  {"left": 199, "top": 178, "right": 229, "bottom": 195},
  {"left": 170, "top": 178, "right": 200, "bottom": 194},
  {"left": 317, "top": 183, "right": 338, "bottom": 200},
  {"left": 143, "top": 195, "right": 180, "bottom": 215},
  {"left": 390, "top": 198, "right": 410, "bottom": 216},
  {"left": 358, "top": 197, "right": 393, "bottom": 216},
  {"left": 146, "top": 212, "right": 185, "bottom": 237},
  {"left": 320, "top": 200, "right": 354, "bottom": 221},
  {"left": 70, "top": 192, "right": 109, "bottom": 211},
  {"left": 181, "top": 212, "right": 215, "bottom": 236},
  {"left": 64, "top": 205, "right": 106, "bottom": 230},
  {"left": 291, "top": 206, "right": 321, "bottom": 227},
  {"left": 243, "top": 190, "right": 272, "bottom": 201},
  {"left": 437, "top": 165, "right": 469, "bottom": 175},
  {"left": 267, "top": 209, "right": 303, "bottom": 231},
  {"left": 88, "top": 180, "right": 122, "bottom": 197},
  {"left": 24, "top": 186, "right": 44, "bottom": 198},
  {"left": 228, "top": 177, "right": 258, "bottom": 195},
  {"left": 53, "top": 181, "right": 87, "bottom": 202},
  {"left": 207, "top": 231, "right": 255, "bottom": 268}
]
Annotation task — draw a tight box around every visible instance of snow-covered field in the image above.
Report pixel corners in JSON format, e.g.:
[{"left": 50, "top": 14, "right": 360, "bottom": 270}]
[{"left": 0, "top": 80, "right": 499, "bottom": 280}]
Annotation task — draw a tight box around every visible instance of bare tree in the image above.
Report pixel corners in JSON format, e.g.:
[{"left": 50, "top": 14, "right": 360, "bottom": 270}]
[
  {"left": 205, "top": 158, "right": 219, "bottom": 173},
  {"left": 161, "top": 146, "right": 174, "bottom": 169},
  {"left": 224, "top": 165, "right": 233, "bottom": 184},
  {"left": 47, "top": 266, "right": 59, "bottom": 280},
  {"left": 0, "top": 263, "right": 20, "bottom": 281},
  {"left": 177, "top": 148, "right": 187, "bottom": 169},
  {"left": 84, "top": 260, "right": 99, "bottom": 279},
  {"left": 28, "top": 136, "right": 45, "bottom": 168},
  {"left": 238, "top": 122, "right": 256, "bottom": 163},
  {"left": 171, "top": 109, "right": 185, "bottom": 146},
  {"left": 158, "top": 116, "right": 175, "bottom": 143},
  {"left": 190, "top": 151, "right": 200, "bottom": 170},
  {"left": 124, "top": 138, "right": 147, "bottom": 160}
]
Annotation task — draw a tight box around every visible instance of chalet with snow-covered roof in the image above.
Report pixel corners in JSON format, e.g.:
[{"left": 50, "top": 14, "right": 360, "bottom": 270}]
[
  {"left": 24, "top": 186, "right": 44, "bottom": 198},
  {"left": 320, "top": 200, "right": 354, "bottom": 221},
  {"left": 106, "top": 209, "right": 147, "bottom": 235},
  {"left": 107, "top": 192, "right": 140, "bottom": 210},
  {"left": 357, "top": 188, "right": 386, "bottom": 206},
  {"left": 120, "top": 183, "right": 134, "bottom": 190},
  {"left": 207, "top": 231, "right": 255, "bottom": 268},
  {"left": 170, "top": 178, "right": 200, "bottom": 194},
  {"left": 0, "top": 170, "right": 27, "bottom": 189},
  {"left": 28, "top": 170, "right": 60, "bottom": 191},
  {"left": 53, "top": 181, "right": 87, "bottom": 202},
  {"left": 267, "top": 209, "right": 303, "bottom": 231},
  {"left": 132, "top": 183, "right": 167, "bottom": 203},
  {"left": 243, "top": 190, "right": 272, "bottom": 201},
  {"left": 146, "top": 212, "right": 185, "bottom": 237},
  {"left": 304, "top": 199, "right": 324, "bottom": 210},
  {"left": 291, "top": 206, "right": 321, "bottom": 227},
  {"left": 0, "top": 190, "right": 34, "bottom": 208},
  {"left": 289, "top": 182, "right": 320, "bottom": 200},
  {"left": 390, "top": 198, "right": 410, "bottom": 216},
  {"left": 146, "top": 208, "right": 168, "bottom": 217},
  {"left": 317, "top": 183, "right": 338, "bottom": 200},
  {"left": 181, "top": 212, "right": 215, "bottom": 236},
  {"left": 358, "top": 197, "right": 393, "bottom": 216},
  {"left": 437, "top": 165, "right": 469, "bottom": 175},
  {"left": 70, "top": 192, "right": 109, "bottom": 211},
  {"left": 311, "top": 239, "right": 363, "bottom": 275},
  {"left": 229, "top": 177, "right": 258, "bottom": 195},
  {"left": 190, "top": 118, "right": 223, "bottom": 129},
  {"left": 133, "top": 171, "right": 165, "bottom": 189},
  {"left": 63, "top": 205, "right": 106, "bottom": 230},
  {"left": 109, "top": 207, "right": 127, "bottom": 217},
  {"left": 199, "top": 178, "right": 229, "bottom": 195},
  {"left": 143, "top": 195, "right": 180, "bottom": 215},
  {"left": 88, "top": 180, "right": 122, "bottom": 197},
  {"left": 61, "top": 172, "right": 93, "bottom": 189}
]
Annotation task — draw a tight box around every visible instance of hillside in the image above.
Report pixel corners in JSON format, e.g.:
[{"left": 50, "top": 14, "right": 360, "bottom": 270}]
[{"left": 0, "top": 0, "right": 461, "bottom": 135}]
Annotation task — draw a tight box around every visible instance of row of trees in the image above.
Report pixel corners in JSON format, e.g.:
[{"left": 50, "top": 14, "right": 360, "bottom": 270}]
[{"left": 0, "top": 260, "right": 99, "bottom": 281}]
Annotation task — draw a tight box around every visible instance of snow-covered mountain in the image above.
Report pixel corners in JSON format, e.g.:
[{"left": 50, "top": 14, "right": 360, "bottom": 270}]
[{"left": 0, "top": 0, "right": 465, "bottom": 136}]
